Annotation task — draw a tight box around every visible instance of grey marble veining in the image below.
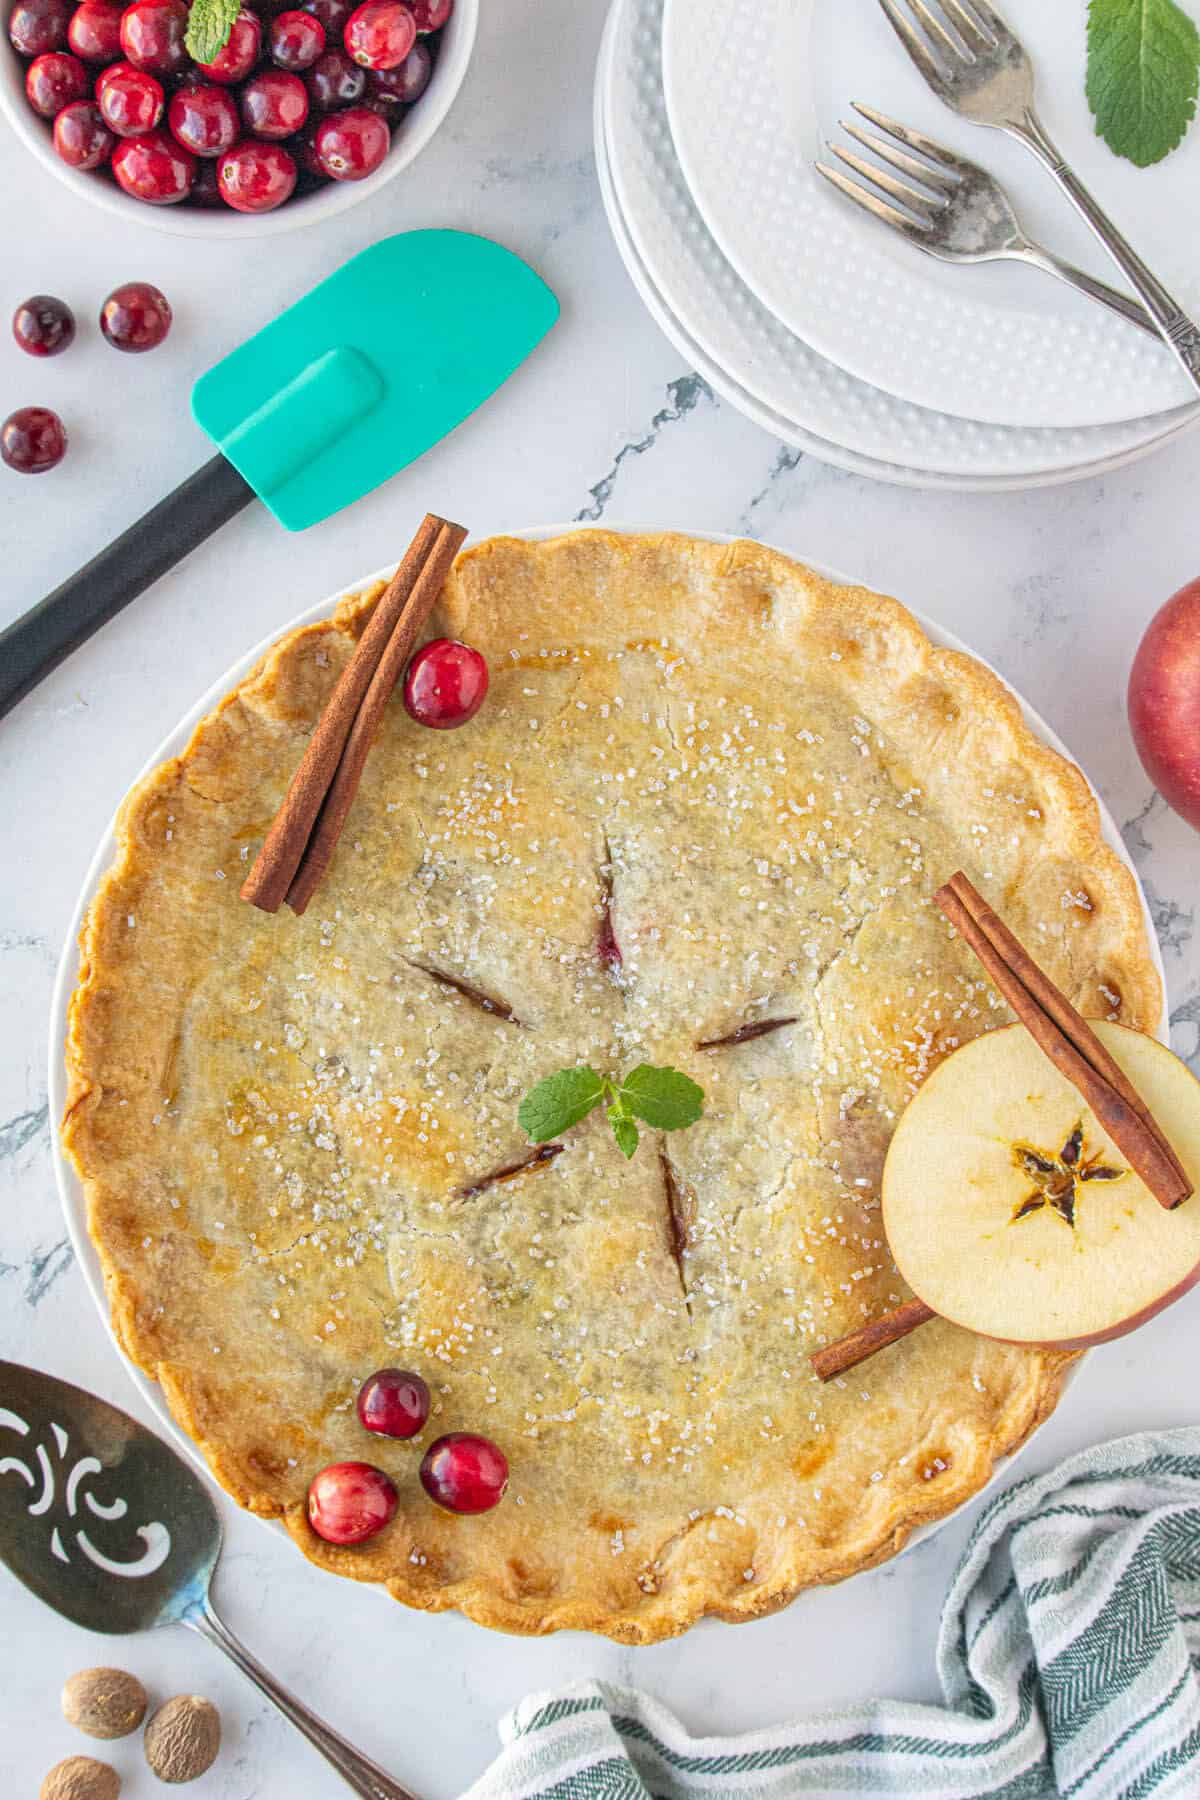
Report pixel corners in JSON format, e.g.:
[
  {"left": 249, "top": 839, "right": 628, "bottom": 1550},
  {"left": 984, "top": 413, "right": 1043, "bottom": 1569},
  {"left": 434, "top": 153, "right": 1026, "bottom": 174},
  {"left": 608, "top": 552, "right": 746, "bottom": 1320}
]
[{"left": 5, "top": 2, "right": 1200, "bottom": 1795}]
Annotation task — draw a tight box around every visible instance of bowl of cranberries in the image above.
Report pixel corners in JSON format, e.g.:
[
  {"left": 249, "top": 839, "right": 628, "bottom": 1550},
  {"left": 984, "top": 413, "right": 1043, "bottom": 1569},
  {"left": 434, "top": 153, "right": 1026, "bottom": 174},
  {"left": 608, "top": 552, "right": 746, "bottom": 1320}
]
[{"left": 0, "top": 0, "right": 476, "bottom": 232}]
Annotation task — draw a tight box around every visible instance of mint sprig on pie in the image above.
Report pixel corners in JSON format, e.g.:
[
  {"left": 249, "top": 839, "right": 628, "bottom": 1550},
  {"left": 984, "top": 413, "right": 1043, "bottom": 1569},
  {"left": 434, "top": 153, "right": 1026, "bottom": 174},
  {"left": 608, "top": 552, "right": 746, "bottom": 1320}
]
[{"left": 519, "top": 1063, "right": 703, "bottom": 1159}]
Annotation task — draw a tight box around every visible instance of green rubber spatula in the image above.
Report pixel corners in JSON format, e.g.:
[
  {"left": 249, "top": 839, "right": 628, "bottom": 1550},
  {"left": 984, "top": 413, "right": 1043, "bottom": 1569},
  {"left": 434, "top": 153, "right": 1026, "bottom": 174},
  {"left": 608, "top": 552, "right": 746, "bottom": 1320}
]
[{"left": 0, "top": 230, "right": 558, "bottom": 721}]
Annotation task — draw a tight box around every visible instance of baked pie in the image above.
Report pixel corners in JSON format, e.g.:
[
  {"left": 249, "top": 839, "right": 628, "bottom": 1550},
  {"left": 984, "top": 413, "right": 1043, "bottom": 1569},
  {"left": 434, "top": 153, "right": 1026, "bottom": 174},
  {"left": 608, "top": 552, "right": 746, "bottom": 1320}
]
[{"left": 63, "top": 530, "right": 1161, "bottom": 1641}]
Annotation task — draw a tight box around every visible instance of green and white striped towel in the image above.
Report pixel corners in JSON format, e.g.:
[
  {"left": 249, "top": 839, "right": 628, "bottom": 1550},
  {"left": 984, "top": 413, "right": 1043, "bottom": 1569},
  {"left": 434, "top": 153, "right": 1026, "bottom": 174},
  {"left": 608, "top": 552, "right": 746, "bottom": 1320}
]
[{"left": 466, "top": 1430, "right": 1200, "bottom": 1799}]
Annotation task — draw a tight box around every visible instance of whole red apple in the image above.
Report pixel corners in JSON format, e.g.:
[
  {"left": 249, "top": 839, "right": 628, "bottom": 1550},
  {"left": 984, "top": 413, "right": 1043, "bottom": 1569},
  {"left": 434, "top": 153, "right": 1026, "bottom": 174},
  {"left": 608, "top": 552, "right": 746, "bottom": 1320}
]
[{"left": 1128, "top": 577, "right": 1200, "bottom": 830}]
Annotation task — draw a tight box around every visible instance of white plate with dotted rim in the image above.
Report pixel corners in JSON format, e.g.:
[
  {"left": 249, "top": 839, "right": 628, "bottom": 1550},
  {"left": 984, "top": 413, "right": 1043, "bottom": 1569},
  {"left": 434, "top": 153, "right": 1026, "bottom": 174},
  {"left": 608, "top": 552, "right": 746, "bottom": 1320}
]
[
  {"left": 661, "top": 0, "right": 1200, "bottom": 430},
  {"left": 604, "top": 0, "right": 1200, "bottom": 485},
  {"left": 48, "top": 529, "right": 1165, "bottom": 1593}
]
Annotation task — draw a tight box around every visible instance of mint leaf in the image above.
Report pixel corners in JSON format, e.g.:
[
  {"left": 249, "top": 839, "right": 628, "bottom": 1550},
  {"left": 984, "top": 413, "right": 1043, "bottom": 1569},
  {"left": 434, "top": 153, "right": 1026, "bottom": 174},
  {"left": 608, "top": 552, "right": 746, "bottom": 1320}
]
[
  {"left": 608, "top": 1104, "right": 640, "bottom": 1160},
  {"left": 617, "top": 1064, "right": 705, "bottom": 1132},
  {"left": 185, "top": 0, "right": 242, "bottom": 66},
  {"left": 1087, "top": 0, "right": 1200, "bottom": 166},
  {"left": 517, "top": 1066, "right": 604, "bottom": 1142}
]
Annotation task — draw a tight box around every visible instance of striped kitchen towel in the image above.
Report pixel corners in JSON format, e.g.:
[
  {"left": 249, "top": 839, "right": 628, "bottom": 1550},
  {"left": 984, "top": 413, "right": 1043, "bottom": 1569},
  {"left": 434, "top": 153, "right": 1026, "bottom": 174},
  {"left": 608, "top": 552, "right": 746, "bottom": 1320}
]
[{"left": 465, "top": 1430, "right": 1200, "bottom": 1799}]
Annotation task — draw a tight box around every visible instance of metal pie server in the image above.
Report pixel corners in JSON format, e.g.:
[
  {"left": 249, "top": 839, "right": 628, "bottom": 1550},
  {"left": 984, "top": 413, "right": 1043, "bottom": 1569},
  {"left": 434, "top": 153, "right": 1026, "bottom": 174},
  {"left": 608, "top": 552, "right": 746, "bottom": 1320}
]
[{"left": 0, "top": 1360, "right": 418, "bottom": 1799}]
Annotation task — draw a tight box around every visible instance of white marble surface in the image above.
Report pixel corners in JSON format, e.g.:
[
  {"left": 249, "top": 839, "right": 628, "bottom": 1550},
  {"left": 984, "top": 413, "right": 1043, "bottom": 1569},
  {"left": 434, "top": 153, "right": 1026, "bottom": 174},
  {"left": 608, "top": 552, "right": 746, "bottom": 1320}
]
[{"left": 5, "top": 3, "right": 1200, "bottom": 1795}]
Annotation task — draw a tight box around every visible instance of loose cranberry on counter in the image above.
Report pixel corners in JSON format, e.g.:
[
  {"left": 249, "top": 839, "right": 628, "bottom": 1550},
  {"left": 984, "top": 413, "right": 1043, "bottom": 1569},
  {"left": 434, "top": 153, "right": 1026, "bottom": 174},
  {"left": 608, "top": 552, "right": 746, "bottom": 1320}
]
[
  {"left": 369, "top": 37, "right": 429, "bottom": 106},
  {"left": 343, "top": 0, "right": 414, "bottom": 69},
  {"left": 8, "top": 0, "right": 68, "bottom": 57},
  {"left": 304, "top": 45, "right": 364, "bottom": 109},
  {"left": 313, "top": 102, "right": 386, "bottom": 177},
  {"left": 12, "top": 294, "right": 75, "bottom": 357},
  {"left": 99, "top": 281, "right": 171, "bottom": 351},
  {"left": 403, "top": 638, "right": 488, "bottom": 728},
  {"left": 167, "top": 81, "right": 239, "bottom": 154},
  {"left": 419, "top": 1433, "right": 508, "bottom": 1514},
  {"left": 268, "top": 7, "right": 324, "bottom": 68},
  {"left": 66, "top": 0, "right": 121, "bottom": 62},
  {"left": 2, "top": 406, "right": 67, "bottom": 474},
  {"left": 111, "top": 127, "right": 195, "bottom": 201},
  {"left": 307, "top": 1461, "right": 398, "bottom": 1545},
  {"left": 240, "top": 67, "right": 308, "bottom": 137},
  {"left": 408, "top": 0, "right": 450, "bottom": 28},
  {"left": 195, "top": 7, "right": 262, "bottom": 81},
  {"left": 217, "top": 137, "right": 296, "bottom": 209},
  {"left": 24, "top": 49, "right": 87, "bottom": 115},
  {"left": 97, "top": 62, "right": 164, "bottom": 134},
  {"left": 119, "top": 0, "right": 188, "bottom": 73},
  {"left": 357, "top": 1368, "right": 430, "bottom": 1440},
  {"left": 53, "top": 97, "right": 115, "bottom": 165}
]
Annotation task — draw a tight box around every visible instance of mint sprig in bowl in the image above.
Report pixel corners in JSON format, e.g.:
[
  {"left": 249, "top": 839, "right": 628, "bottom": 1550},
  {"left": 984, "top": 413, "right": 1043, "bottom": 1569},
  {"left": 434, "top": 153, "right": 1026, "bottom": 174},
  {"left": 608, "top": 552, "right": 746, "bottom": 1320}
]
[{"left": 0, "top": 0, "right": 477, "bottom": 238}]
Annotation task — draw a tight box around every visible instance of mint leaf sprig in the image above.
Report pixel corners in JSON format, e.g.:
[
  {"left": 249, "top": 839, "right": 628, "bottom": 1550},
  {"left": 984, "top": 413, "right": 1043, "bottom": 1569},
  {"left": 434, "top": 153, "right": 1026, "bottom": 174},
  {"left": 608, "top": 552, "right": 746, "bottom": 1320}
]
[
  {"left": 518, "top": 1063, "right": 704, "bottom": 1161},
  {"left": 185, "top": 0, "right": 243, "bottom": 67},
  {"left": 1087, "top": 0, "right": 1200, "bottom": 167}
]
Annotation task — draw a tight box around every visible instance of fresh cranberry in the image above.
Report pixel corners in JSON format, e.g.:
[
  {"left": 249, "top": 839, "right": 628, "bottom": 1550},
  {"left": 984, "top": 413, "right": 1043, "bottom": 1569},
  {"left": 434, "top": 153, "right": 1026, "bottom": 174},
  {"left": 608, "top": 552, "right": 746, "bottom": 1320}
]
[
  {"left": 300, "top": 0, "right": 350, "bottom": 40},
  {"left": 24, "top": 48, "right": 87, "bottom": 115},
  {"left": 119, "top": 0, "right": 187, "bottom": 73},
  {"left": 343, "top": 0, "right": 413, "bottom": 68},
  {"left": 217, "top": 138, "right": 296, "bottom": 209},
  {"left": 8, "top": 0, "right": 68, "bottom": 56},
  {"left": 268, "top": 7, "right": 323, "bottom": 67},
  {"left": 403, "top": 638, "right": 488, "bottom": 727},
  {"left": 99, "top": 281, "right": 171, "bottom": 351},
  {"left": 419, "top": 1433, "right": 508, "bottom": 1514},
  {"left": 111, "top": 128, "right": 195, "bottom": 201},
  {"left": 369, "top": 37, "right": 429, "bottom": 105},
  {"left": 408, "top": 0, "right": 449, "bottom": 28},
  {"left": 241, "top": 67, "right": 308, "bottom": 137},
  {"left": 67, "top": 0, "right": 121, "bottom": 61},
  {"left": 313, "top": 102, "right": 386, "bottom": 177},
  {"left": 195, "top": 7, "right": 261, "bottom": 80},
  {"left": 307, "top": 1461, "right": 397, "bottom": 1545},
  {"left": 97, "top": 62, "right": 163, "bottom": 134},
  {"left": 1, "top": 407, "right": 67, "bottom": 474},
  {"left": 357, "top": 1368, "right": 430, "bottom": 1440},
  {"left": 189, "top": 156, "right": 224, "bottom": 203},
  {"left": 291, "top": 115, "right": 324, "bottom": 173},
  {"left": 12, "top": 295, "right": 75, "bottom": 358},
  {"left": 168, "top": 81, "right": 238, "bottom": 153},
  {"left": 304, "top": 45, "right": 364, "bottom": 108},
  {"left": 53, "top": 97, "right": 115, "bottom": 165}
]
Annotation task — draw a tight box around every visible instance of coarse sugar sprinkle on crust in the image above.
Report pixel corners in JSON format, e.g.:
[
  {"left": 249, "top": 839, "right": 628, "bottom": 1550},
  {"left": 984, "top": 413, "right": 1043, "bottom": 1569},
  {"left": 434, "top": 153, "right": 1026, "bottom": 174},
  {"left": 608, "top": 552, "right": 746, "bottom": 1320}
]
[{"left": 62, "top": 530, "right": 1159, "bottom": 1640}]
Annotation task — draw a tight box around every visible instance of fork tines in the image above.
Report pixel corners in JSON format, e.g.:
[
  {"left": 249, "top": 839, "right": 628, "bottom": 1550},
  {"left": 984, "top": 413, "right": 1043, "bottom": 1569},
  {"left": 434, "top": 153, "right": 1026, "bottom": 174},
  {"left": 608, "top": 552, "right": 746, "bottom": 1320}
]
[{"left": 816, "top": 103, "right": 964, "bottom": 239}]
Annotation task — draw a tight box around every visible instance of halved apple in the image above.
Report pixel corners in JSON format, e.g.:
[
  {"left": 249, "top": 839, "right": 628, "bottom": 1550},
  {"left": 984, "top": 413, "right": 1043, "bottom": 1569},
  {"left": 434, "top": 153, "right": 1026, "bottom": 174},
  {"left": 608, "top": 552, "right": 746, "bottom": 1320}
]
[{"left": 881, "top": 1021, "right": 1200, "bottom": 1350}]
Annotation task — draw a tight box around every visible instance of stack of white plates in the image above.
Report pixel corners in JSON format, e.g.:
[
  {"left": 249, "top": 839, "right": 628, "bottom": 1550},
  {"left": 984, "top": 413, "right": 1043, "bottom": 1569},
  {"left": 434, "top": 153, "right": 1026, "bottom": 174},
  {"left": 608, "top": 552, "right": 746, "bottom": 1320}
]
[{"left": 596, "top": 0, "right": 1200, "bottom": 490}]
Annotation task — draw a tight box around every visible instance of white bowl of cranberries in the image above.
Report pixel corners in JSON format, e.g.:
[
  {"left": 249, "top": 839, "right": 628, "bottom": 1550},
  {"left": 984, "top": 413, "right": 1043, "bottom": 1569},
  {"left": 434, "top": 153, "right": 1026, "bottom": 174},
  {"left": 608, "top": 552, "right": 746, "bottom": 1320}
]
[{"left": 0, "top": 0, "right": 476, "bottom": 232}]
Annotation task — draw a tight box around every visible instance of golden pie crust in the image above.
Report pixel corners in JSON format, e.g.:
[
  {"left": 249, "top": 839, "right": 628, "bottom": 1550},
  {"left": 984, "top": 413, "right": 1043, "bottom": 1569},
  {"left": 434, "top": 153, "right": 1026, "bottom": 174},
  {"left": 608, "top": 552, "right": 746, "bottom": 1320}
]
[{"left": 63, "top": 531, "right": 1161, "bottom": 1642}]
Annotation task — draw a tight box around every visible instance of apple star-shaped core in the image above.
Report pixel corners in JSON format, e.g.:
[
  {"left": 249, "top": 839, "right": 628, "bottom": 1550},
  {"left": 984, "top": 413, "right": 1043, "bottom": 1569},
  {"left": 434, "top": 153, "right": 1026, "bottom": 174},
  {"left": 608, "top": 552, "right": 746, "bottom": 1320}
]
[{"left": 1010, "top": 1123, "right": 1126, "bottom": 1230}]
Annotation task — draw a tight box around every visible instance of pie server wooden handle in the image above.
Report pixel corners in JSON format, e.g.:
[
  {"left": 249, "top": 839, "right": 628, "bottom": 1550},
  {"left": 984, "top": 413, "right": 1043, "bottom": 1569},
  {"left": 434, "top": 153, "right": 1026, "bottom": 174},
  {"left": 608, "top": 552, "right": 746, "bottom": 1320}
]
[{"left": 0, "top": 453, "right": 254, "bottom": 723}]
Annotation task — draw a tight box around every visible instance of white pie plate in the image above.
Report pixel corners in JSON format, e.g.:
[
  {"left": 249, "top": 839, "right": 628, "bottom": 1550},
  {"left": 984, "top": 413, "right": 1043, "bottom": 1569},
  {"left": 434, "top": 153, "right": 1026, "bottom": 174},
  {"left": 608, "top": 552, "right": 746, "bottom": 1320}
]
[
  {"left": 48, "top": 529, "right": 1166, "bottom": 1606},
  {"left": 602, "top": 0, "right": 1200, "bottom": 488},
  {"left": 661, "top": 0, "right": 1200, "bottom": 429}
]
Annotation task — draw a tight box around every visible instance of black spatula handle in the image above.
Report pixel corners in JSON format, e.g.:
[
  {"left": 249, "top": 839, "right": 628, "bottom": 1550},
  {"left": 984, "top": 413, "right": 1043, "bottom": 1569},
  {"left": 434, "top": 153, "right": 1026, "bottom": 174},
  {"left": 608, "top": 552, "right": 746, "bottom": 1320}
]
[{"left": 0, "top": 452, "right": 255, "bottom": 723}]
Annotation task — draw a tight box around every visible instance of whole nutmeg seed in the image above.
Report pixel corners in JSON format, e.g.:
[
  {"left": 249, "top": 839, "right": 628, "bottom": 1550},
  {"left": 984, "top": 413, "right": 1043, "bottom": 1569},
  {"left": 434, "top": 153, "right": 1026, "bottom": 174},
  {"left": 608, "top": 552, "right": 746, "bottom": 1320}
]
[
  {"left": 63, "top": 1667, "right": 148, "bottom": 1740},
  {"left": 143, "top": 1694, "right": 221, "bottom": 1784},
  {"left": 40, "top": 1755, "right": 120, "bottom": 1800}
]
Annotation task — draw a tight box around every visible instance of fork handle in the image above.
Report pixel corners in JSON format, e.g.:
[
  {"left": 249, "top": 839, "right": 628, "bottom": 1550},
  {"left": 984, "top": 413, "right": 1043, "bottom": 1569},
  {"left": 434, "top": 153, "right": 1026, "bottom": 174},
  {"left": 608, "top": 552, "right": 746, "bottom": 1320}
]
[
  {"left": 1012, "top": 242, "right": 1161, "bottom": 338},
  {"left": 186, "top": 1595, "right": 421, "bottom": 1800},
  {"left": 1013, "top": 110, "right": 1200, "bottom": 392}
]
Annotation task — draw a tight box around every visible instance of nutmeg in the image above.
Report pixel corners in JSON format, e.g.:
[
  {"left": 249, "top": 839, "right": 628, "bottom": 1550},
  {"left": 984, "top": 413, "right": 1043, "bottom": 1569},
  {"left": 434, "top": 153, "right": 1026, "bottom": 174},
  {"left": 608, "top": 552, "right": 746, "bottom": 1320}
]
[
  {"left": 62, "top": 1666, "right": 148, "bottom": 1740},
  {"left": 40, "top": 1755, "right": 120, "bottom": 1800},
  {"left": 143, "top": 1694, "right": 221, "bottom": 1784}
]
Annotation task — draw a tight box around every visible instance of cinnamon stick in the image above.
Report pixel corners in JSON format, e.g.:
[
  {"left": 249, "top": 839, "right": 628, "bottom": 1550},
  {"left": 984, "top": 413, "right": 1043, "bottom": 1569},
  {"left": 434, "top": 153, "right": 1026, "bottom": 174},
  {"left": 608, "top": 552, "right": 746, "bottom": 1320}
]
[
  {"left": 240, "top": 514, "right": 465, "bottom": 915},
  {"left": 937, "top": 875, "right": 1190, "bottom": 1211},
  {"left": 811, "top": 1298, "right": 935, "bottom": 1383},
  {"left": 286, "top": 516, "right": 467, "bottom": 915}
]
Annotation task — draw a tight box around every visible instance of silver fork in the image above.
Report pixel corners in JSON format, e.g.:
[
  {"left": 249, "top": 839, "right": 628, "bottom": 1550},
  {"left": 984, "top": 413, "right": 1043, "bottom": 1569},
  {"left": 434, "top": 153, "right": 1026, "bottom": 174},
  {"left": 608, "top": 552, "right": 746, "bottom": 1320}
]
[
  {"left": 876, "top": 0, "right": 1200, "bottom": 392},
  {"left": 817, "top": 105, "right": 1157, "bottom": 337}
]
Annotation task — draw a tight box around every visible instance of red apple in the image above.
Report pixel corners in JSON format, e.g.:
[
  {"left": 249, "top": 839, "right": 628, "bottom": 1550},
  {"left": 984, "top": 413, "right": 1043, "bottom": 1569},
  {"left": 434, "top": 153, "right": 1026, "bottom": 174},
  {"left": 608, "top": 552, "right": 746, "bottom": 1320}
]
[{"left": 1129, "top": 577, "right": 1200, "bottom": 829}]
